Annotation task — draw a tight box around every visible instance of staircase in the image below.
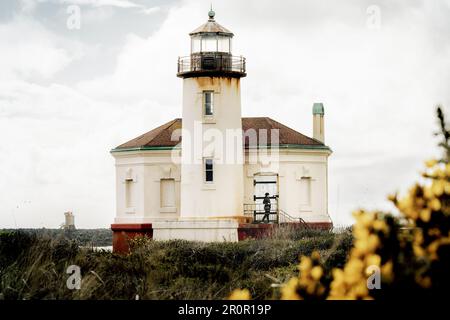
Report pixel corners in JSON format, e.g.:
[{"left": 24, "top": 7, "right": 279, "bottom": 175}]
[
  {"left": 278, "top": 210, "right": 310, "bottom": 229},
  {"left": 243, "top": 204, "right": 309, "bottom": 229}
]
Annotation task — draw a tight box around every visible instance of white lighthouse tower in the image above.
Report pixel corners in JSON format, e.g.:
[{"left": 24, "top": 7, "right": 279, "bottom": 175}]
[{"left": 153, "top": 9, "right": 247, "bottom": 241}]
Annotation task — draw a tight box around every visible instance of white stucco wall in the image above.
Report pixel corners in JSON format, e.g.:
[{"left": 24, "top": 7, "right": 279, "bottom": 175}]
[
  {"left": 179, "top": 77, "right": 244, "bottom": 219},
  {"left": 112, "top": 147, "right": 331, "bottom": 225},
  {"left": 244, "top": 149, "right": 331, "bottom": 223},
  {"left": 112, "top": 150, "right": 181, "bottom": 224}
]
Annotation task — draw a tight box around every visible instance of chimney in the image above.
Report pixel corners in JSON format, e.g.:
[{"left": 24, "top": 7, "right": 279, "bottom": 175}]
[{"left": 312, "top": 103, "right": 325, "bottom": 143}]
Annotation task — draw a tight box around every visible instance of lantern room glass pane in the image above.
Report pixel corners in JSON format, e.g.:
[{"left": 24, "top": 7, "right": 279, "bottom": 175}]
[
  {"left": 202, "top": 35, "right": 217, "bottom": 52},
  {"left": 191, "top": 36, "right": 201, "bottom": 53},
  {"left": 217, "top": 36, "right": 230, "bottom": 53}
]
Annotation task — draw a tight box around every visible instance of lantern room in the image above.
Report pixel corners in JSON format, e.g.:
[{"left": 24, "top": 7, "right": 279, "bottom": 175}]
[
  {"left": 177, "top": 9, "right": 246, "bottom": 78},
  {"left": 189, "top": 9, "right": 233, "bottom": 54}
]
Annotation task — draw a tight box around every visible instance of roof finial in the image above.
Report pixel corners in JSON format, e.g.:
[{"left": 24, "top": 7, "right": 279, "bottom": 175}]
[{"left": 208, "top": 4, "right": 215, "bottom": 21}]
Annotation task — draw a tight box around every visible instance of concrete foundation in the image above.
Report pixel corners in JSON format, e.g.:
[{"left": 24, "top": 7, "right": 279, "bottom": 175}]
[{"left": 153, "top": 219, "right": 239, "bottom": 242}]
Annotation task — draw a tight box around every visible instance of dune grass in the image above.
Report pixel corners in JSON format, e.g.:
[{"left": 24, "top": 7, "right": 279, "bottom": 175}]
[{"left": 0, "top": 227, "right": 352, "bottom": 300}]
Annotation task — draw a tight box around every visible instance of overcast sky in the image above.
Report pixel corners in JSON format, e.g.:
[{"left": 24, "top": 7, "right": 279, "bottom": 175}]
[{"left": 0, "top": 0, "right": 449, "bottom": 228}]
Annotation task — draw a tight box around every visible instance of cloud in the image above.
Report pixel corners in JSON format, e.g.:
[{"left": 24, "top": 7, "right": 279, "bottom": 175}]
[
  {"left": 140, "top": 6, "right": 160, "bottom": 15},
  {"left": 19, "top": 0, "right": 39, "bottom": 13},
  {"left": 0, "top": 17, "right": 75, "bottom": 81},
  {"left": 60, "top": 0, "right": 142, "bottom": 8},
  {"left": 1, "top": 0, "right": 449, "bottom": 228}
]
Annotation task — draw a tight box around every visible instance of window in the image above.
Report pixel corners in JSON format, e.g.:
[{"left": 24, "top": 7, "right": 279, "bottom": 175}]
[
  {"left": 204, "top": 91, "right": 214, "bottom": 116},
  {"left": 217, "top": 36, "right": 231, "bottom": 53},
  {"left": 201, "top": 35, "right": 217, "bottom": 52},
  {"left": 191, "top": 36, "right": 201, "bottom": 53},
  {"left": 160, "top": 179, "right": 176, "bottom": 208},
  {"left": 300, "top": 177, "right": 311, "bottom": 207},
  {"left": 205, "top": 159, "right": 214, "bottom": 183},
  {"left": 125, "top": 178, "right": 135, "bottom": 208}
]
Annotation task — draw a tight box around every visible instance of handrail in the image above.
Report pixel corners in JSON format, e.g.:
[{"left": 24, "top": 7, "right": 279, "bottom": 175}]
[
  {"left": 278, "top": 209, "right": 310, "bottom": 229},
  {"left": 177, "top": 54, "right": 246, "bottom": 74},
  {"left": 243, "top": 203, "right": 309, "bottom": 228}
]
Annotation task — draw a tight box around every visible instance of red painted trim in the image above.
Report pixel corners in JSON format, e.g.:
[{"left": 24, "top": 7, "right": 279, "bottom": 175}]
[
  {"left": 111, "top": 223, "right": 153, "bottom": 254},
  {"left": 238, "top": 223, "right": 277, "bottom": 240},
  {"left": 111, "top": 223, "right": 152, "bottom": 231},
  {"left": 305, "top": 222, "right": 333, "bottom": 230}
]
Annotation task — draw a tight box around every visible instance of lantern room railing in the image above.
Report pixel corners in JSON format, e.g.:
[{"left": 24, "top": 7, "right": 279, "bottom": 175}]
[{"left": 177, "top": 53, "right": 246, "bottom": 77}]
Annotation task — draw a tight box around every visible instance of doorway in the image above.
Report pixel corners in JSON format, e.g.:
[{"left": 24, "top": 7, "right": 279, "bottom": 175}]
[{"left": 253, "top": 174, "right": 278, "bottom": 223}]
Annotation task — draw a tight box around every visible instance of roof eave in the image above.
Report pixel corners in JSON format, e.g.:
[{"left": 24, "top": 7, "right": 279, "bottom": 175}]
[
  {"left": 111, "top": 144, "right": 331, "bottom": 154},
  {"left": 111, "top": 146, "right": 180, "bottom": 153},
  {"left": 189, "top": 31, "right": 234, "bottom": 37}
]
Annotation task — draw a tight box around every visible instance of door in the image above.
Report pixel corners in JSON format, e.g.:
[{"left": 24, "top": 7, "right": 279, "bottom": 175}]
[{"left": 253, "top": 174, "right": 278, "bottom": 222}]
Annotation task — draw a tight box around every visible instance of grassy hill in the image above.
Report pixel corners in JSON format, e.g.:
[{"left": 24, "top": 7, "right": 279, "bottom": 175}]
[{"left": 0, "top": 227, "right": 352, "bottom": 300}]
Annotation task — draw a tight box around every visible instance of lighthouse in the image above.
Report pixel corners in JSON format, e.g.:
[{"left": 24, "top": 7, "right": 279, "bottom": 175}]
[
  {"left": 177, "top": 9, "right": 246, "bottom": 221},
  {"left": 110, "top": 9, "right": 333, "bottom": 251}
]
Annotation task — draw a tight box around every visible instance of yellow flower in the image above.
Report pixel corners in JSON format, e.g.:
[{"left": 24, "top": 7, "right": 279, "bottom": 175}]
[
  {"left": 424, "top": 186, "right": 434, "bottom": 199},
  {"left": 420, "top": 208, "right": 431, "bottom": 222},
  {"left": 373, "top": 220, "right": 388, "bottom": 233},
  {"left": 298, "top": 256, "right": 312, "bottom": 273},
  {"left": 359, "top": 212, "right": 376, "bottom": 228},
  {"left": 445, "top": 181, "right": 450, "bottom": 194},
  {"left": 415, "top": 275, "right": 431, "bottom": 288},
  {"left": 429, "top": 198, "right": 441, "bottom": 211},
  {"left": 344, "top": 259, "right": 364, "bottom": 284},
  {"left": 353, "top": 281, "right": 369, "bottom": 299},
  {"left": 311, "top": 266, "right": 323, "bottom": 280},
  {"left": 354, "top": 225, "right": 370, "bottom": 241},
  {"left": 431, "top": 180, "right": 445, "bottom": 196},
  {"left": 425, "top": 159, "right": 438, "bottom": 168},
  {"left": 281, "top": 278, "right": 301, "bottom": 300},
  {"left": 228, "top": 288, "right": 251, "bottom": 300},
  {"left": 414, "top": 229, "right": 424, "bottom": 245},
  {"left": 332, "top": 268, "right": 345, "bottom": 283},
  {"left": 381, "top": 261, "right": 393, "bottom": 281},
  {"left": 311, "top": 251, "right": 321, "bottom": 261},
  {"left": 387, "top": 194, "right": 397, "bottom": 202},
  {"left": 367, "top": 234, "right": 380, "bottom": 252},
  {"left": 413, "top": 244, "right": 425, "bottom": 257},
  {"left": 365, "top": 254, "right": 381, "bottom": 267}
]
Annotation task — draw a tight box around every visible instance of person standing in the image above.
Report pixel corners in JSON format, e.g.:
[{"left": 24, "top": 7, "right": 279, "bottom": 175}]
[{"left": 262, "top": 193, "right": 271, "bottom": 223}]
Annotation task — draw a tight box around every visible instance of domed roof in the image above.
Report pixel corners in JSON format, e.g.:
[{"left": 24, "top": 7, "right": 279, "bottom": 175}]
[{"left": 189, "top": 10, "right": 233, "bottom": 36}]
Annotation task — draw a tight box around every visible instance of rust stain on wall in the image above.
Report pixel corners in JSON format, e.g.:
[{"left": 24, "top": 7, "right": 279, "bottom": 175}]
[{"left": 194, "top": 77, "right": 240, "bottom": 90}]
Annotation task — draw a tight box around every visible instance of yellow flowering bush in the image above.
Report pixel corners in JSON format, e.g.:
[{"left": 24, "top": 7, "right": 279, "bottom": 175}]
[
  {"left": 228, "top": 289, "right": 251, "bottom": 300},
  {"left": 231, "top": 106, "right": 450, "bottom": 300}
]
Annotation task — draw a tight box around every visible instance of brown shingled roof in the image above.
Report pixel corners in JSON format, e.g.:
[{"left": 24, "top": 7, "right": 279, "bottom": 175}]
[
  {"left": 115, "top": 118, "right": 182, "bottom": 149},
  {"left": 113, "top": 117, "right": 326, "bottom": 150},
  {"left": 242, "top": 117, "right": 323, "bottom": 148}
]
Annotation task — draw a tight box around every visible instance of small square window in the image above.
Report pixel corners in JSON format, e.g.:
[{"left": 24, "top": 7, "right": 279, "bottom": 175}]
[
  {"left": 205, "top": 159, "right": 213, "bottom": 183},
  {"left": 204, "top": 91, "right": 214, "bottom": 116}
]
